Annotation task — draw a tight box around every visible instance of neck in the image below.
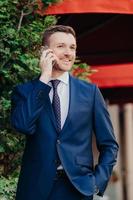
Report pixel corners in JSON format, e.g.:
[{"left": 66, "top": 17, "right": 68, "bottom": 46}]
[{"left": 52, "top": 69, "right": 66, "bottom": 79}]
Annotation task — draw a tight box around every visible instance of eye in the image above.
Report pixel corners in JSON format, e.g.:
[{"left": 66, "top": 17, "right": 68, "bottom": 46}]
[
  {"left": 71, "top": 46, "right": 76, "bottom": 50},
  {"left": 57, "top": 44, "right": 64, "bottom": 48}
]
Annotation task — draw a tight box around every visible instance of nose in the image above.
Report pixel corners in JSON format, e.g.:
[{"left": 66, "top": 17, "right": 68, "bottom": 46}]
[{"left": 64, "top": 47, "right": 72, "bottom": 56}]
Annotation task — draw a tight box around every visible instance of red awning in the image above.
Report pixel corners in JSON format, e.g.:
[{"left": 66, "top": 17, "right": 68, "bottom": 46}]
[
  {"left": 90, "top": 63, "right": 133, "bottom": 88},
  {"left": 38, "top": 0, "right": 133, "bottom": 15}
]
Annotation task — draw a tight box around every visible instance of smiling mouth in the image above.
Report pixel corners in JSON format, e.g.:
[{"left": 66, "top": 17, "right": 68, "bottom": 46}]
[{"left": 62, "top": 60, "right": 72, "bottom": 63}]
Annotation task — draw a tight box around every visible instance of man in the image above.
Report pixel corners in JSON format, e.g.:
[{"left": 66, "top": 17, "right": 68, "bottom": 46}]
[{"left": 11, "top": 25, "right": 119, "bottom": 200}]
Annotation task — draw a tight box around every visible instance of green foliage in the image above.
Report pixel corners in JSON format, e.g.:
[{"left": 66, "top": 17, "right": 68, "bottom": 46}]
[
  {"left": 0, "top": 175, "right": 18, "bottom": 200},
  {"left": 0, "top": 0, "right": 58, "bottom": 199}
]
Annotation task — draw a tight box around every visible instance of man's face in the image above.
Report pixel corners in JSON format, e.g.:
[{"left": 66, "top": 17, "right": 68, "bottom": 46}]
[{"left": 48, "top": 32, "right": 76, "bottom": 72}]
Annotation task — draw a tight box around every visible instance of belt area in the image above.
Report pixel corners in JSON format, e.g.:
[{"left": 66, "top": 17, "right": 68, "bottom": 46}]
[{"left": 56, "top": 170, "right": 67, "bottom": 178}]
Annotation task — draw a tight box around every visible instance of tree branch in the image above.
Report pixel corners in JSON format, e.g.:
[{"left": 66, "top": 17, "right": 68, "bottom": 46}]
[
  {"left": 17, "top": 0, "right": 35, "bottom": 31},
  {"left": 17, "top": 10, "right": 24, "bottom": 31}
]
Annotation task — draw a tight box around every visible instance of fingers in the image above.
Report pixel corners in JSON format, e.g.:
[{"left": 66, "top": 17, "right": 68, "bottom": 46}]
[
  {"left": 39, "top": 46, "right": 58, "bottom": 83},
  {"left": 40, "top": 51, "right": 56, "bottom": 66},
  {"left": 39, "top": 46, "right": 50, "bottom": 56},
  {"left": 39, "top": 46, "right": 58, "bottom": 77},
  {"left": 40, "top": 46, "right": 56, "bottom": 63},
  {"left": 40, "top": 46, "right": 53, "bottom": 58}
]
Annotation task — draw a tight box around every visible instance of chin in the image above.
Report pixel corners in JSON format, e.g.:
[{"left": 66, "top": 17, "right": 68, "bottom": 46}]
[{"left": 60, "top": 64, "right": 72, "bottom": 71}]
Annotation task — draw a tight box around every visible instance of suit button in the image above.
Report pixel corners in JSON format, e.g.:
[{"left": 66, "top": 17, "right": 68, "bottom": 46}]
[{"left": 57, "top": 139, "right": 61, "bottom": 144}]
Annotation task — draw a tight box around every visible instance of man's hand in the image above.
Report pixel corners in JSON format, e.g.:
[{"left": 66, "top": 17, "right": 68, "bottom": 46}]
[{"left": 39, "top": 46, "right": 58, "bottom": 84}]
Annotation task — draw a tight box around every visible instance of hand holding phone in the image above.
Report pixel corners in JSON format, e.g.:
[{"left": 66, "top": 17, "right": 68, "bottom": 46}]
[
  {"left": 39, "top": 45, "right": 58, "bottom": 68},
  {"left": 39, "top": 46, "right": 59, "bottom": 83}
]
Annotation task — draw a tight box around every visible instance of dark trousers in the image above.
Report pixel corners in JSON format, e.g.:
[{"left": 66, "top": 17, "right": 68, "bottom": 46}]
[{"left": 47, "top": 170, "right": 93, "bottom": 200}]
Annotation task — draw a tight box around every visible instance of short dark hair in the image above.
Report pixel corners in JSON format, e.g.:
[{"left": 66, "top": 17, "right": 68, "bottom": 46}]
[{"left": 42, "top": 25, "right": 76, "bottom": 46}]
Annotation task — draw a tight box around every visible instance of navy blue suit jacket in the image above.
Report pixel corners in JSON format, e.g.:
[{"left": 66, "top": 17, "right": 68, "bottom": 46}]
[{"left": 11, "top": 75, "right": 118, "bottom": 200}]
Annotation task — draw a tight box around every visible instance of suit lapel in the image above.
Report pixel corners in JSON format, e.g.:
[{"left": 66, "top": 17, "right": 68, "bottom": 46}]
[
  {"left": 32, "top": 78, "right": 58, "bottom": 132},
  {"left": 61, "top": 75, "right": 79, "bottom": 133}
]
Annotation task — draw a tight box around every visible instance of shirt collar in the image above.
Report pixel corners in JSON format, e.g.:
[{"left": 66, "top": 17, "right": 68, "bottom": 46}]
[{"left": 50, "top": 72, "right": 69, "bottom": 85}]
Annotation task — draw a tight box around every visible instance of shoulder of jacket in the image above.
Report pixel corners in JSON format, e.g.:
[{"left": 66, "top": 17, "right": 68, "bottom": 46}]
[
  {"left": 16, "top": 80, "right": 33, "bottom": 90},
  {"left": 13, "top": 79, "right": 37, "bottom": 97},
  {"left": 71, "top": 75, "right": 97, "bottom": 89}
]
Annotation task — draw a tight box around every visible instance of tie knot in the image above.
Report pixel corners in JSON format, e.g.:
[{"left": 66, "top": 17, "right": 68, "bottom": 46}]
[{"left": 51, "top": 80, "right": 60, "bottom": 89}]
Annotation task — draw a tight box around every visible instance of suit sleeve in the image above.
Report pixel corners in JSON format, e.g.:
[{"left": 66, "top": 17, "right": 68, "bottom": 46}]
[
  {"left": 93, "top": 85, "right": 119, "bottom": 196},
  {"left": 11, "top": 80, "right": 51, "bottom": 135}
]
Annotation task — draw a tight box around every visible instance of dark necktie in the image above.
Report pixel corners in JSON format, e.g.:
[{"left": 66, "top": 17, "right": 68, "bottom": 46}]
[{"left": 51, "top": 80, "right": 61, "bottom": 133}]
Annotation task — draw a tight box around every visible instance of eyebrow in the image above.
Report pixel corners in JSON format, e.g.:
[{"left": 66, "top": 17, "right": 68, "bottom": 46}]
[{"left": 57, "top": 43, "right": 77, "bottom": 47}]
